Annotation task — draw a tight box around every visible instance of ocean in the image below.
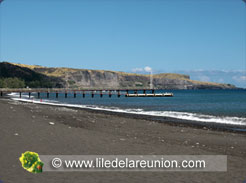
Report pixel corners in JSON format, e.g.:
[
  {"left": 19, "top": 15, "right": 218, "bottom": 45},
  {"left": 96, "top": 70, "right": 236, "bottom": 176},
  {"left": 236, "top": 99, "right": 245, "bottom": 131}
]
[{"left": 9, "top": 89, "right": 246, "bottom": 129}]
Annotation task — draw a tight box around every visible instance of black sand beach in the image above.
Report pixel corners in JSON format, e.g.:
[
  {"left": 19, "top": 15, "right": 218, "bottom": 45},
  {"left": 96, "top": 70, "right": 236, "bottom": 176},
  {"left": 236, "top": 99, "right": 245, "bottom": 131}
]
[{"left": 0, "top": 98, "right": 246, "bottom": 183}]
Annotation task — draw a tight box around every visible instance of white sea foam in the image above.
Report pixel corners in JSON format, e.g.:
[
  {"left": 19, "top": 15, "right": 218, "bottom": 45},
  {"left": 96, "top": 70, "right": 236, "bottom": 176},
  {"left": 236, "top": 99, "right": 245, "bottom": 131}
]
[
  {"left": 9, "top": 93, "right": 246, "bottom": 126},
  {"left": 8, "top": 93, "right": 21, "bottom": 97}
]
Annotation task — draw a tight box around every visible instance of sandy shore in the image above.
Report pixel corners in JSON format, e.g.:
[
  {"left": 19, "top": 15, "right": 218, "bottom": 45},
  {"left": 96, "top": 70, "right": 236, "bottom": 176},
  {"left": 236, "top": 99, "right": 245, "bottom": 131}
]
[{"left": 0, "top": 98, "right": 246, "bottom": 183}]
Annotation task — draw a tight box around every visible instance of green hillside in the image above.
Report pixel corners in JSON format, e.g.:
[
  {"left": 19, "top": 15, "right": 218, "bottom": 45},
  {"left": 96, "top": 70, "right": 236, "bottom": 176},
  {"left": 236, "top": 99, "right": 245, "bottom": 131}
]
[{"left": 0, "top": 62, "right": 64, "bottom": 88}]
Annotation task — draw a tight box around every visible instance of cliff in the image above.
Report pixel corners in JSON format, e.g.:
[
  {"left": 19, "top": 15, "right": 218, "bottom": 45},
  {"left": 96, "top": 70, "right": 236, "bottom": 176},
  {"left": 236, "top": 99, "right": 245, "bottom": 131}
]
[{"left": 1, "top": 62, "right": 236, "bottom": 89}]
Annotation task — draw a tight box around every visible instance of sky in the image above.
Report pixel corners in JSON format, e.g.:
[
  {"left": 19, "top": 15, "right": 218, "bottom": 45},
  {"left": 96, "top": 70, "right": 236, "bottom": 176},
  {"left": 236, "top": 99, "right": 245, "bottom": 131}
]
[{"left": 0, "top": 0, "right": 246, "bottom": 86}]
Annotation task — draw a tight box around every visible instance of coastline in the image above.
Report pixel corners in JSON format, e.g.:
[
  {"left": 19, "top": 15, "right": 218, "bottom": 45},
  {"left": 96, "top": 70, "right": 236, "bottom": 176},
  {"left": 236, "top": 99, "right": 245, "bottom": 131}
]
[
  {"left": 8, "top": 94, "right": 246, "bottom": 133},
  {"left": 0, "top": 98, "right": 246, "bottom": 182}
]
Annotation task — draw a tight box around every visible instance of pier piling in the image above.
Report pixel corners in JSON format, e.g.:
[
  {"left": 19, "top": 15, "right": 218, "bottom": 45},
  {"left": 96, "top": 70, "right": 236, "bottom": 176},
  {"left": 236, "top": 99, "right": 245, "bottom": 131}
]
[{"left": 0, "top": 88, "right": 166, "bottom": 100}]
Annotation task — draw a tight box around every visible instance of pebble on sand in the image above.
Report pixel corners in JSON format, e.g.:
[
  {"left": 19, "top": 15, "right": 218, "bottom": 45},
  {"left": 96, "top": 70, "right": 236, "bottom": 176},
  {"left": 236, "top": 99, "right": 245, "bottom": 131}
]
[{"left": 49, "top": 122, "right": 55, "bottom": 125}]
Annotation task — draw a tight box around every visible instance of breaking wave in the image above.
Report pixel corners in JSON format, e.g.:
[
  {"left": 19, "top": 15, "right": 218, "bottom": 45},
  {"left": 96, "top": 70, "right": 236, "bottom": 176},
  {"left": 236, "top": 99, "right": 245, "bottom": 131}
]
[{"left": 9, "top": 93, "right": 246, "bottom": 126}]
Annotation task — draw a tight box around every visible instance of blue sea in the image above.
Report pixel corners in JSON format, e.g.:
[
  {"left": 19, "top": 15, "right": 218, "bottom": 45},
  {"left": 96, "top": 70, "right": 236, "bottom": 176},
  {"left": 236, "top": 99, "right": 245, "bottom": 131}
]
[{"left": 9, "top": 89, "right": 246, "bottom": 128}]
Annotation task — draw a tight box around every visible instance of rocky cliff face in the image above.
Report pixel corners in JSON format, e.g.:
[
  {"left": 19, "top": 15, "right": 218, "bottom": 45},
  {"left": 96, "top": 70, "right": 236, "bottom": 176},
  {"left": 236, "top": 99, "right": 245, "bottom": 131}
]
[{"left": 11, "top": 63, "right": 236, "bottom": 89}]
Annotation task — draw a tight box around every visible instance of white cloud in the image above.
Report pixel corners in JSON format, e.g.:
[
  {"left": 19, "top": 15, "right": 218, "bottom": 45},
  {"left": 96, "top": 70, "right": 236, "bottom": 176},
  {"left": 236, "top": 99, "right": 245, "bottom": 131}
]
[
  {"left": 132, "top": 66, "right": 152, "bottom": 73},
  {"left": 132, "top": 68, "right": 144, "bottom": 72},
  {"left": 232, "top": 76, "right": 246, "bottom": 82},
  {"left": 144, "top": 66, "right": 152, "bottom": 72}
]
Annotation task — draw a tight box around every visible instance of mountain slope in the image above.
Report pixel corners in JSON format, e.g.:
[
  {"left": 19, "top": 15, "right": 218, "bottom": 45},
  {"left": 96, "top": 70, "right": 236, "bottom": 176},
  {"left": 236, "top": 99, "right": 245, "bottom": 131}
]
[
  {"left": 9, "top": 62, "right": 236, "bottom": 89},
  {"left": 0, "top": 62, "right": 64, "bottom": 88}
]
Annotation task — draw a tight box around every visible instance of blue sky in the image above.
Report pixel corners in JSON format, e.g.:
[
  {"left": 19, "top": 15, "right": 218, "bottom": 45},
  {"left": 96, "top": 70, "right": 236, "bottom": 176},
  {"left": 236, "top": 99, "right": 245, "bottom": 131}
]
[{"left": 0, "top": 0, "right": 245, "bottom": 78}]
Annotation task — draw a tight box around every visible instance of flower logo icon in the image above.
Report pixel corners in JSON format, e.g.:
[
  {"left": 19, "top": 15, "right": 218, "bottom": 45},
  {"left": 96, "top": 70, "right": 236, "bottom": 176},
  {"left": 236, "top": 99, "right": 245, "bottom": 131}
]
[{"left": 19, "top": 151, "right": 44, "bottom": 173}]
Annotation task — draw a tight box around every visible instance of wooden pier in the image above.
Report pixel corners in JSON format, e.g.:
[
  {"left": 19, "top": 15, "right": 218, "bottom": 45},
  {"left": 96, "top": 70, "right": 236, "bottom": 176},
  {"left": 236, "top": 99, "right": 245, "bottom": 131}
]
[{"left": 0, "top": 88, "right": 173, "bottom": 98}]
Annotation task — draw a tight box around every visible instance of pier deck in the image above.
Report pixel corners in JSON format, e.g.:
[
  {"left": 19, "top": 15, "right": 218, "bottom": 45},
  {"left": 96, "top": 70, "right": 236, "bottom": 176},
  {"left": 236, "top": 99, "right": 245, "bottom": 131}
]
[{"left": 0, "top": 88, "right": 173, "bottom": 98}]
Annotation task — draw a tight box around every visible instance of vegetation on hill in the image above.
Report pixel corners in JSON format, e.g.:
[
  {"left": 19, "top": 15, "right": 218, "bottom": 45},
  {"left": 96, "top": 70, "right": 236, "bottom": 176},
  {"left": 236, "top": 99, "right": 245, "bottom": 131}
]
[
  {"left": 154, "top": 73, "right": 190, "bottom": 80},
  {"left": 0, "top": 78, "right": 25, "bottom": 88},
  {"left": 0, "top": 62, "right": 64, "bottom": 88}
]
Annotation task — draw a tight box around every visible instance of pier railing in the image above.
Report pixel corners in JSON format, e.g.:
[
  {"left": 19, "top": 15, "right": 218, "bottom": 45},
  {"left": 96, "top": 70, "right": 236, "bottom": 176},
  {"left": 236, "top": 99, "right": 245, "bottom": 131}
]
[
  {"left": 0, "top": 88, "right": 174, "bottom": 98},
  {"left": 0, "top": 88, "right": 155, "bottom": 92}
]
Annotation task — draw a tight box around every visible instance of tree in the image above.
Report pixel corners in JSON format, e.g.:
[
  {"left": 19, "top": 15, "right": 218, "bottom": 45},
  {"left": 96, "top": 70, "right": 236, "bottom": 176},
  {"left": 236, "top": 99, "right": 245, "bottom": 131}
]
[{"left": 0, "top": 78, "right": 25, "bottom": 88}]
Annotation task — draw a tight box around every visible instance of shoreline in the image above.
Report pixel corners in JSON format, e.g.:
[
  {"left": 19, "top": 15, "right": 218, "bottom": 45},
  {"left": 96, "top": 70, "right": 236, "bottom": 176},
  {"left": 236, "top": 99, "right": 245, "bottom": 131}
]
[{"left": 7, "top": 95, "right": 246, "bottom": 133}]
